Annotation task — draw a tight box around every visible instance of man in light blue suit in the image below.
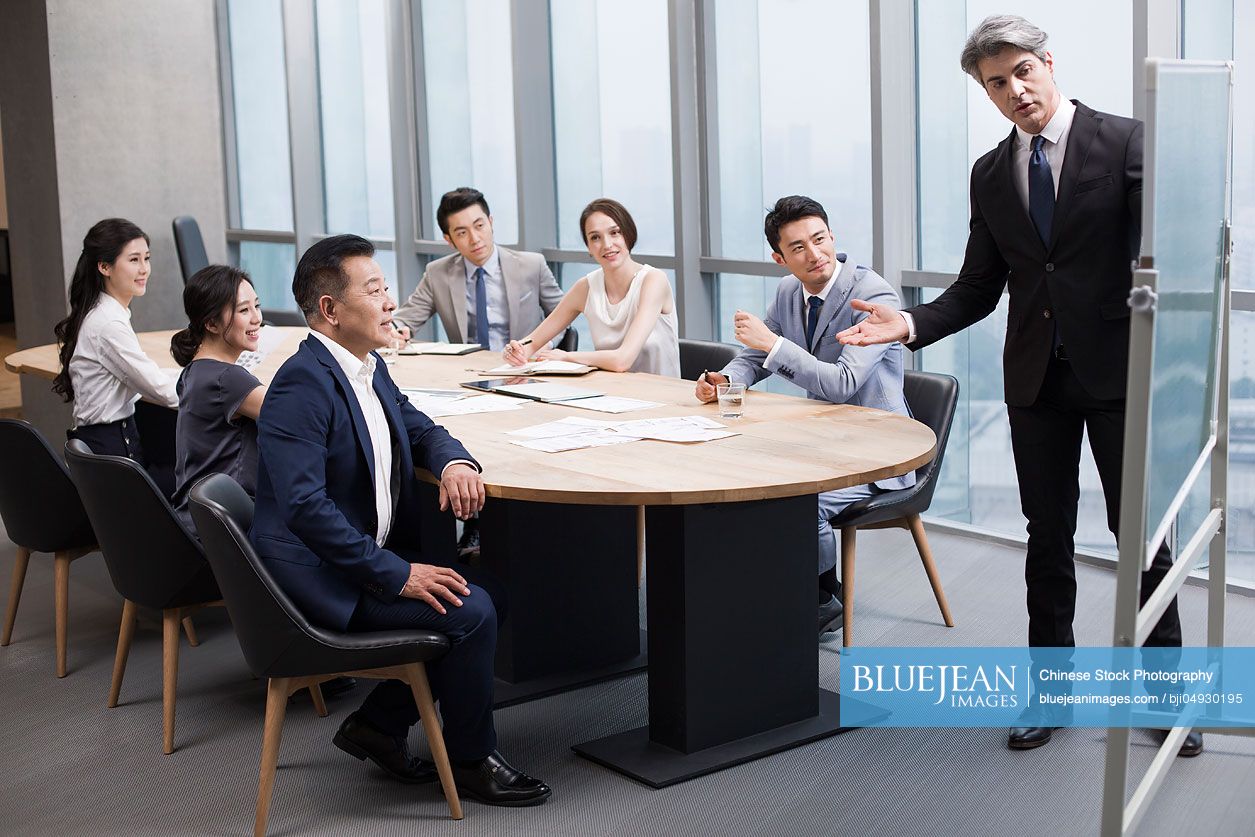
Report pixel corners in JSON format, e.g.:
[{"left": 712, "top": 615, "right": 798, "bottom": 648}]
[{"left": 696, "top": 195, "right": 914, "bottom": 635}]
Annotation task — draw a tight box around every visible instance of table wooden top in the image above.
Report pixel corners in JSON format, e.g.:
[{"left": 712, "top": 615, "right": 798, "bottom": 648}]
[{"left": 6, "top": 328, "right": 936, "bottom": 505}]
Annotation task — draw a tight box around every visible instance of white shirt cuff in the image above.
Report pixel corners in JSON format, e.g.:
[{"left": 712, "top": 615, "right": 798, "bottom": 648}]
[
  {"left": 764, "top": 336, "right": 786, "bottom": 366},
  {"left": 441, "top": 459, "right": 479, "bottom": 476},
  {"left": 899, "top": 311, "right": 917, "bottom": 345}
]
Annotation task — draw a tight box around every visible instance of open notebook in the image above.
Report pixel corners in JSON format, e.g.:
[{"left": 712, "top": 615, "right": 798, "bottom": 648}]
[{"left": 480, "top": 360, "right": 594, "bottom": 376}]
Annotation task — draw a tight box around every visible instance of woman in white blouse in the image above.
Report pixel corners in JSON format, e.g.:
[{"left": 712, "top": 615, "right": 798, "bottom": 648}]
[
  {"left": 502, "top": 198, "right": 680, "bottom": 377},
  {"left": 52, "top": 218, "right": 178, "bottom": 466}
]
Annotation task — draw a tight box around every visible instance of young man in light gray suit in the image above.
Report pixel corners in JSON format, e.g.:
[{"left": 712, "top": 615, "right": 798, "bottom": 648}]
[
  {"left": 392, "top": 187, "right": 564, "bottom": 350},
  {"left": 695, "top": 195, "right": 914, "bottom": 636}
]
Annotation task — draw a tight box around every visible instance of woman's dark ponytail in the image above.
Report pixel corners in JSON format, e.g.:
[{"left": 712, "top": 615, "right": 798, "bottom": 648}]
[
  {"left": 171, "top": 265, "right": 254, "bottom": 366},
  {"left": 52, "top": 219, "right": 149, "bottom": 401}
]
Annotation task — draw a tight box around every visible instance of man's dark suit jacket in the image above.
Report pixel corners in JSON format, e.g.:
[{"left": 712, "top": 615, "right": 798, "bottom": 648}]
[
  {"left": 250, "top": 336, "right": 477, "bottom": 631},
  {"left": 907, "top": 100, "right": 1142, "bottom": 407}
]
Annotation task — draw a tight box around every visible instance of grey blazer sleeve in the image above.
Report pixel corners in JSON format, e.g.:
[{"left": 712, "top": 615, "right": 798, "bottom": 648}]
[
  {"left": 764, "top": 278, "right": 901, "bottom": 404},
  {"left": 392, "top": 268, "right": 437, "bottom": 332},
  {"left": 719, "top": 299, "right": 781, "bottom": 388},
  {"left": 537, "top": 259, "right": 564, "bottom": 315}
]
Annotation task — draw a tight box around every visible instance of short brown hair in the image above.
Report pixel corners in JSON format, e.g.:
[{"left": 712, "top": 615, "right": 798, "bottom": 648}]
[{"left": 579, "top": 198, "right": 638, "bottom": 251}]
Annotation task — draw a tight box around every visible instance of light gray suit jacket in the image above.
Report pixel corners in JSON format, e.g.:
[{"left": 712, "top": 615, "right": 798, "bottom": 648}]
[
  {"left": 721, "top": 255, "right": 915, "bottom": 491},
  {"left": 392, "top": 247, "right": 563, "bottom": 343}
]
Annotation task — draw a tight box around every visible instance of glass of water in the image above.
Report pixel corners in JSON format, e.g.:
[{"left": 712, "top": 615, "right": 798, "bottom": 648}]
[{"left": 716, "top": 382, "right": 746, "bottom": 419}]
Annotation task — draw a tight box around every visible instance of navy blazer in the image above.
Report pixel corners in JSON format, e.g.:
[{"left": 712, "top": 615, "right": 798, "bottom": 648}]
[{"left": 251, "top": 335, "right": 478, "bottom": 630}]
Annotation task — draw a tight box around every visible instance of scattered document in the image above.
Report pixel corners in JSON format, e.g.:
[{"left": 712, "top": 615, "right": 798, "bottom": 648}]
[
  {"left": 506, "top": 414, "right": 735, "bottom": 453},
  {"left": 481, "top": 360, "right": 594, "bottom": 375},
  {"left": 408, "top": 392, "right": 526, "bottom": 418},
  {"left": 564, "top": 396, "right": 663, "bottom": 414},
  {"left": 490, "top": 382, "right": 603, "bottom": 402},
  {"left": 399, "top": 342, "right": 484, "bottom": 356},
  {"left": 609, "top": 415, "right": 738, "bottom": 443}
]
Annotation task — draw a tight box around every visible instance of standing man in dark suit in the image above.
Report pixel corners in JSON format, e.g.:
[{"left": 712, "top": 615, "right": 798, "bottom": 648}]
[
  {"left": 837, "top": 15, "right": 1200, "bottom": 756},
  {"left": 252, "top": 234, "right": 551, "bottom": 806}
]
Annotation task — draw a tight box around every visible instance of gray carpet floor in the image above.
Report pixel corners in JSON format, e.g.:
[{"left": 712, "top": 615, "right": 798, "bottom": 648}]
[{"left": 2, "top": 523, "right": 1253, "bottom": 837}]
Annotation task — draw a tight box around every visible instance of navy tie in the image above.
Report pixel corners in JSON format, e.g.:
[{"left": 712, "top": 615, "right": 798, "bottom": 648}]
[
  {"left": 805, "top": 295, "right": 824, "bottom": 352},
  {"left": 1028, "top": 134, "right": 1054, "bottom": 246},
  {"left": 474, "top": 267, "right": 490, "bottom": 348}
]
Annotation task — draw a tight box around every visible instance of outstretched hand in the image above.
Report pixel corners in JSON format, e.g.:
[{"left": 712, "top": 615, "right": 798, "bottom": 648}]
[{"left": 835, "top": 299, "right": 910, "bottom": 346}]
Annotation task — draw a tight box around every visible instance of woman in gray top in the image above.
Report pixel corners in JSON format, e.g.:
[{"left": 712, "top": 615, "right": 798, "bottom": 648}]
[{"left": 169, "top": 265, "right": 266, "bottom": 529}]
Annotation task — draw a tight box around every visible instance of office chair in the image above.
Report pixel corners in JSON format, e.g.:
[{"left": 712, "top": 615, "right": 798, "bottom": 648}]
[
  {"left": 0, "top": 420, "right": 98, "bottom": 677},
  {"left": 172, "top": 215, "right": 209, "bottom": 284},
  {"left": 189, "top": 474, "right": 462, "bottom": 834},
  {"left": 827, "top": 370, "right": 959, "bottom": 647},
  {"left": 64, "top": 439, "right": 223, "bottom": 753},
  {"left": 678, "top": 338, "right": 740, "bottom": 381}
]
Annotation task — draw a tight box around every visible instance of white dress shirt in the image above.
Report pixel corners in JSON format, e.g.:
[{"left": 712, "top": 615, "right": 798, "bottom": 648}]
[
  {"left": 764, "top": 271, "right": 837, "bottom": 365},
  {"left": 464, "top": 246, "right": 510, "bottom": 351},
  {"left": 900, "top": 97, "right": 1075, "bottom": 344},
  {"left": 68, "top": 293, "right": 178, "bottom": 427},
  {"left": 310, "top": 330, "right": 395, "bottom": 547}
]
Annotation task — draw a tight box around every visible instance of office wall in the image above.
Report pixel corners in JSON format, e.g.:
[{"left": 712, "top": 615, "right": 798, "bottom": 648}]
[{"left": 0, "top": 0, "right": 227, "bottom": 438}]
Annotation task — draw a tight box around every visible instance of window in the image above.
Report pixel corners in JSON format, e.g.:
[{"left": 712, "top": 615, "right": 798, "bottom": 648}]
[
  {"left": 420, "top": 0, "right": 519, "bottom": 244},
  {"left": 709, "top": 0, "right": 873, "bottom": 263},
  {"left": 550, "top": 0, "right": 674, "bottom": 254},
  {"left": 225, "top": 0, "right": 293, "bottom": 231},
  {"left": 316, "top": 0, "right": 395, "bottom": 238}
]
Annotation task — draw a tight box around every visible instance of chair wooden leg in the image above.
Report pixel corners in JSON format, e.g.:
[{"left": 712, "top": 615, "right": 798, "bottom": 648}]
[
  {"left": 2, "top": 546, "right": 31, "bottom": 646},
  {"left": 108, "top": 599, "right": 138, "bottom": 707},
  {"left": 907, "top": 514, "right": 954, "bottom": 627},
  {"left": 840, "top": 527, "right": 857, "bottom": 648},
  {"left": 54, "top": 551, "right": 71, "bottom": 677},
  {"left": 181, "top": 616, "right": 199, "bottom": 647},
  {"left": 404, "top": 663, "right": 463, "bottom": 820},
  {"left": 162, "top": 608, "right": 181, "bottom": 754},
  {"left": 636, "top": 505, "right": 646, "bottom": 586},
  {"left": 309, "top": 683, "right": 328, "bottom": 717},
  {"left": 255, "top": 677, "right": 290, "bottom": 837}
]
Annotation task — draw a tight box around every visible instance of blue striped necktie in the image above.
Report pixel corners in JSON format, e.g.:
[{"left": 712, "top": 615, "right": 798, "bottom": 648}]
[
  {"left": 474, "top": 267, "right": 490, "bottom": 348},
  {"left": 805, "top": 295, "right": 823, "bottom": 352}
]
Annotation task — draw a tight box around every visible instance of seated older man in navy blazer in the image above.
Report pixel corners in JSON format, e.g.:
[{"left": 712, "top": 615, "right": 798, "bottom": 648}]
[
  {"left": 696, "top": 195, "right": 914, "bottom": 637},
  {"left": 251, "top": 234, "right": 550, "bottom": 807}
]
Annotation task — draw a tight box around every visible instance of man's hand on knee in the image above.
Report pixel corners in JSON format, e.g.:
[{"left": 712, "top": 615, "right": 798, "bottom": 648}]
[
  {"left": 401, "top": 563, "right": 471, "bottom": 615},
  {"left": 439, "top": 463, "right": 486, "bottom": 520}
]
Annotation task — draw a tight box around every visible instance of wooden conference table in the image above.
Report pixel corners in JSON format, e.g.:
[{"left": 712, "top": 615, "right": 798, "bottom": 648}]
[{"left": 7, "top": 327, "right": 935, "bottom": 787}]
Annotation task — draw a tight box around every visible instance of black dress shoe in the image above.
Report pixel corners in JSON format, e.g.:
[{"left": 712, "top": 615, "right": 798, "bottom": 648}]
[
  {"left": 1008, "top": 725, "right": 1056, "bottom": 749},
  {"left": 457, "top": 520, "right": 481, "bottom": 559},
  {"left": 450, "top": 751, "right": 551, "bottom": 807},
  {"left": 1154, "top": 728, "right": 1204, "bottom": 757},
  {"left": 333, "top": 713, "right": 437, "bottom": 784},
  {"left": 818, "top": 590, "right": 844, "bottom": 636}
]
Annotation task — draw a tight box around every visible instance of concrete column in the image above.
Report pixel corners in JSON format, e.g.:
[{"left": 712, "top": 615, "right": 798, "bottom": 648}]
[{"left": 0, "top": 0, "right": 228, "bottom": 441}]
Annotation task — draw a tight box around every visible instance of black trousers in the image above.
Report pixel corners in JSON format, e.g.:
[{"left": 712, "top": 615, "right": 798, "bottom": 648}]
[
  {"left": 347, "top": 550, "right": 507, "bottom": 762},
  {"left": 68, "top": 416, "right": 147, "bottom": 464},
  {"left": 1007, "top": 355, "right": 1182, "bottom": 648}
]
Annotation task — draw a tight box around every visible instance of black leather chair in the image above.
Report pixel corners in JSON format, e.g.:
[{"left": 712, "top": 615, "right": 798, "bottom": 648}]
[
  {"left": 189, "top": 474, "right": 462, "bottom": 833},
  {"left": 64, "top": 439, "right": 223, "bottom": 753},
  {"left": 172, "top": 215, "right": 209, "bottom": 284},
  {"left": 679, "top": 338, "right": 740, "bottom": 380},
  {"left": 827, "top": 370, "right": 959, "bottom": 647},
  {"left": 557, "top": 327, "right": 578, "bottom": 353},
  {"left": 0, "top": 420, "right": 97, "bottom": 677}
]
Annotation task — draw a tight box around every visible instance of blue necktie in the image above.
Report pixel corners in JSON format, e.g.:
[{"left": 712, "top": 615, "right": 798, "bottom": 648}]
[
  {"left": 474, "top": 267, "right": 490, "bottom": 348},
  {"left": 1028, "top": 134, "right": 1054, "bottom": 246},
  {"left": 805, "top": 295, "right": 824, "bottom": 352}
]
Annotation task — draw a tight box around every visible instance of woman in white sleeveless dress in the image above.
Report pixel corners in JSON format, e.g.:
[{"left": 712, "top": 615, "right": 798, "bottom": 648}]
[{"left": 503, "top": 198, "right": 680, "bottom": 376}]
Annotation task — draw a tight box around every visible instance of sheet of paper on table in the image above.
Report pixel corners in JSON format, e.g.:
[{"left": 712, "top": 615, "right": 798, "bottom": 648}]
[
  {"left": 407, "top": 392, "right": 526, "bottom": 418},
  {"left": 563, "top": 395, "right": 663, "bottom": 414},
  {"left": 399, "top": 342, "right": 484, "bottom": 356},
  {"left": 507, "top": 416, "right": 640, "bottom": 452},
  {"left": 481, "top": 360, "right": 595, "bottom": 375},
  {"left": 609, "top": 415, "right": 738, "bottom": 443}
]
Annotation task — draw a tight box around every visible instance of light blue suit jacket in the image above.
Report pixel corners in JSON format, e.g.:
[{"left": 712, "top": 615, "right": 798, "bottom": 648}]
[{"left": 721, "top": 255, "right": 915, "bottom": 491}]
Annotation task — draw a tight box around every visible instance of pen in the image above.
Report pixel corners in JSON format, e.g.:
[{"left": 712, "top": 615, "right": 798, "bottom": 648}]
[
  {"left": 700, "top": 369, "right": 709, "bottom": 384},
  {"left": 519, "top": 338, "right": 533, "bottom": 347}
]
